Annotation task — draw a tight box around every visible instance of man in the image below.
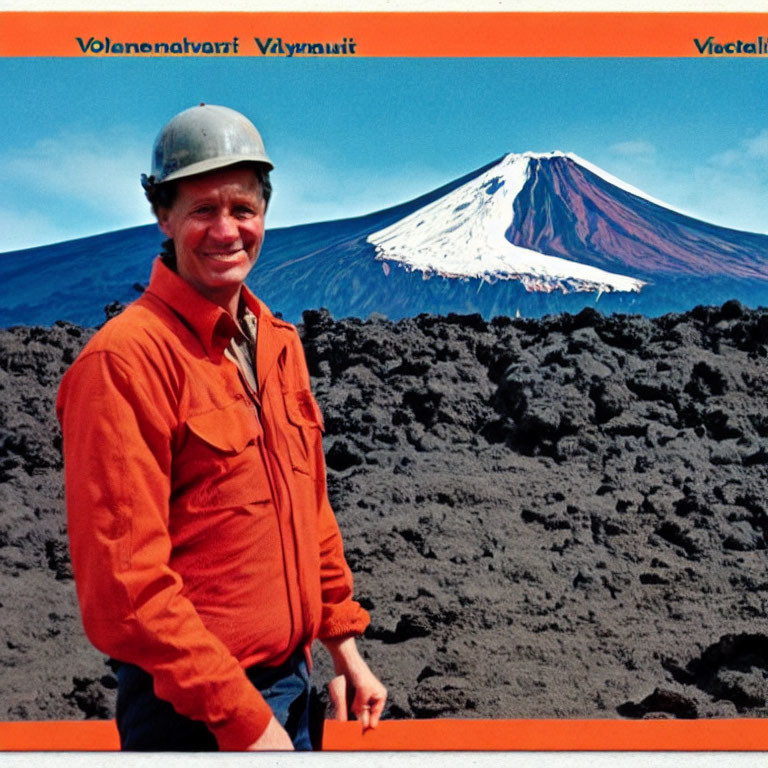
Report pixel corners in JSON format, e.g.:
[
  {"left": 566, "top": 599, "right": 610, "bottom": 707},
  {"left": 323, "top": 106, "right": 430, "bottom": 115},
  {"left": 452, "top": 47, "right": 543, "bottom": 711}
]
[{"left": 56, "top": 104, "right": 386, "bottom": 751}]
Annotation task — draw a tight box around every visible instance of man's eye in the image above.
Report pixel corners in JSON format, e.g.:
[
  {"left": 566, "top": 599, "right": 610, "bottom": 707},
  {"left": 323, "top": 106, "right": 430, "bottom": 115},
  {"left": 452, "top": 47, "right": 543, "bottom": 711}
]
[{"left": 234, "top": 206, "right": 255, "bottom": 217}]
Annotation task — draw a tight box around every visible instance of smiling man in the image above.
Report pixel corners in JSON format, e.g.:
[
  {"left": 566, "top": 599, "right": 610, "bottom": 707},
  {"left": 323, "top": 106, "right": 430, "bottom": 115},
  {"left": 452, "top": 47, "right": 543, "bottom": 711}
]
[
  {"left": 156, "top": 165, "right": 266, "bottom": 316},
  {"left": 56, "top": 104, "right": 386, "bottom": 751}
]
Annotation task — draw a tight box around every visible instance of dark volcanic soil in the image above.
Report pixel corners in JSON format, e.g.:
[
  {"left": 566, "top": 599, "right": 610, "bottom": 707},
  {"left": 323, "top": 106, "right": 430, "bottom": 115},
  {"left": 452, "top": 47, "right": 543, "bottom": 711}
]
[{"left": 1, "top": 301, "right": 768, "bottom": 723}]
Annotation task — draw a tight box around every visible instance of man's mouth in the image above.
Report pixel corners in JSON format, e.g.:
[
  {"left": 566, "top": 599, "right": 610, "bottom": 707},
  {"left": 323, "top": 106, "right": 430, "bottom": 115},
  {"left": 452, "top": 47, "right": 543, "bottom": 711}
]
[{"left": 204, "top": 250, "right": 244, "bottom": 261}]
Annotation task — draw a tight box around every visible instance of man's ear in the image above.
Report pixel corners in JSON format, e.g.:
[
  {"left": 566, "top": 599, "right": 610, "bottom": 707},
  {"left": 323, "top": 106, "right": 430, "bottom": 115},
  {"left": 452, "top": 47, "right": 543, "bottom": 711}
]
[{"left": 156, "top": 208, "right": 174, "bottom": 239}]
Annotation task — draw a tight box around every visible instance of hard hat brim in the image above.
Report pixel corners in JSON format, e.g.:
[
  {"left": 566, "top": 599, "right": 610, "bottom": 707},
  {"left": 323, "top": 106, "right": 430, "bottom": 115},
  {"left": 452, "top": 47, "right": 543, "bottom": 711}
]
[{"left": 161, "top": 154, "right": 274, "bottom": 185}]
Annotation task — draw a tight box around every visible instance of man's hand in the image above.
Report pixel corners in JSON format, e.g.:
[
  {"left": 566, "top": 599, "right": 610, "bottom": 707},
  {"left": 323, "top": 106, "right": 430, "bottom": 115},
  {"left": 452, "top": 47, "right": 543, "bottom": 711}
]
[
  {"left": 322, "top": 636, "right": 387, "bottom": 731},
  {"left": 246, "top": 715, "right": 294, "bottom": 750}
]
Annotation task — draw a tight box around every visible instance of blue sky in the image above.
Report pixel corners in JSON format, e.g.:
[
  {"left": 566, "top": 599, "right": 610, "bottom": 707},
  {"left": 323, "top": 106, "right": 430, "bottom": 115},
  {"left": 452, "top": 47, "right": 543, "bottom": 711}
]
[{"left": 0, "top": 56, "right": 766, "bottom": 253}]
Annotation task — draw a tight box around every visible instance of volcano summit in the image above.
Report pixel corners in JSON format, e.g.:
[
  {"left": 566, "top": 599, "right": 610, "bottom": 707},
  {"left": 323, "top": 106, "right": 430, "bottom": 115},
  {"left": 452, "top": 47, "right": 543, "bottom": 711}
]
[{"left": 366, "top": 152, "right": 647, "bottom": 294}]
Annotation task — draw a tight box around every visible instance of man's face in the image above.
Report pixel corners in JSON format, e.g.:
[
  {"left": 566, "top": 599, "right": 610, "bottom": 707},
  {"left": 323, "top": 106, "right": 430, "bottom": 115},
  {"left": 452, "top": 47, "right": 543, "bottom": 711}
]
[{"left": 157, "top": 166, "right": 266, "bottom": 310}]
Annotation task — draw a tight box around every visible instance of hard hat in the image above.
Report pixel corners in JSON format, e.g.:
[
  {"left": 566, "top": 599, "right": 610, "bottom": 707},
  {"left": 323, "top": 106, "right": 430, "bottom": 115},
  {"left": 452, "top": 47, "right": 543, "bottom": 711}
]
[{"left": 142, "top": 103, "right": 273, "bottom": 190}]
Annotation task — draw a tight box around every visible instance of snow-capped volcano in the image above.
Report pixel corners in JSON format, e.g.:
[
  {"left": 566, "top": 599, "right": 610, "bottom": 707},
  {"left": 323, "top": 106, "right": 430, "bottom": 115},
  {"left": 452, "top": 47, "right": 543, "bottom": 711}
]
[
  {"left": 367, "top": 152, "right": 645, "bottom": 294},
  {"left": 2, "top": 151, "right": 767, "bottom": 327},
  {"left": 367, "top": 150, "right": 768, "bottom": 295}
]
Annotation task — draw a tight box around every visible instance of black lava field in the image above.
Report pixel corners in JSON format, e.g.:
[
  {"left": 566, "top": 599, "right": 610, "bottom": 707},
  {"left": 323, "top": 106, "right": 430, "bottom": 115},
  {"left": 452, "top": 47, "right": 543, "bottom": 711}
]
[{"left": 1, "top": 301, "right": 768, "bottom": 723}]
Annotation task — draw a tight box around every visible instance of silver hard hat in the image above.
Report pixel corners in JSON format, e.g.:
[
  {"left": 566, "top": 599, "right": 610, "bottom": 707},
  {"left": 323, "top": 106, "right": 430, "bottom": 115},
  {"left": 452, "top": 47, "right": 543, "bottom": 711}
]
[{"left": 142, "top": 103, "right": 273, "bottom": 189}]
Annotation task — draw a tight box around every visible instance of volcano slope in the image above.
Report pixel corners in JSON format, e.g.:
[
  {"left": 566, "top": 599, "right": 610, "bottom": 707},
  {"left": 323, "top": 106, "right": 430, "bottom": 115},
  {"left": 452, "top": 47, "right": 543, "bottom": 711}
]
[{"left": 1, "top": 301, "right": 767, "bottom": 724}]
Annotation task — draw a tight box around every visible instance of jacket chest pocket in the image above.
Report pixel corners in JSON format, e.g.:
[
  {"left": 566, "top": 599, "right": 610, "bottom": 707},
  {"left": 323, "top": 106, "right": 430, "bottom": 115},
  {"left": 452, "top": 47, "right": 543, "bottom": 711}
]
[
  {"left": 282, "top": 388, "right": 324, "bottom": 476},
  {"left": 175, "top": 397, "right": 270, "bottom": 512}
]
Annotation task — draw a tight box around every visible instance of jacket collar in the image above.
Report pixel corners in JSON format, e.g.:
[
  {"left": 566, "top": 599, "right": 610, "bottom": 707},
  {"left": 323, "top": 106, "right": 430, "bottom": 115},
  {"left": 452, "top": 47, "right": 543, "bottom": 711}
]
[{"left": 144, "top": 257, "right": 288, "bottom": 375}]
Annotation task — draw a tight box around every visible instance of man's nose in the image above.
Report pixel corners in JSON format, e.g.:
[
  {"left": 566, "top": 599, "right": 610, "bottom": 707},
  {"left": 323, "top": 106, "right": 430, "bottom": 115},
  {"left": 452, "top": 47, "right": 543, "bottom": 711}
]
[{"left": 209, "top": 212, "right": 239, "bottom": 241}]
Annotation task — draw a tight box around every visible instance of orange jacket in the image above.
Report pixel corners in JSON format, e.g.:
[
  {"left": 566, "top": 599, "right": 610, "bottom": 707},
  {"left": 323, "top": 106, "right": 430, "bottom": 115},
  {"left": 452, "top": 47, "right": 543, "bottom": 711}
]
[{"left": 56, "top": 258, "right": 369, "bottom": 750}]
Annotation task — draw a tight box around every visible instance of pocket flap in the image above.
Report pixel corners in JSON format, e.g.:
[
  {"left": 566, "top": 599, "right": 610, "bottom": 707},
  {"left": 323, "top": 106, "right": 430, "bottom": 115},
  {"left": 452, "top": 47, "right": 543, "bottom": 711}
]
[
  {"left": 186, "top": 399, "right": 260, "bottom": 453},
  {"left": 283, "top": 389, "right": 325, "bottom": 432}
]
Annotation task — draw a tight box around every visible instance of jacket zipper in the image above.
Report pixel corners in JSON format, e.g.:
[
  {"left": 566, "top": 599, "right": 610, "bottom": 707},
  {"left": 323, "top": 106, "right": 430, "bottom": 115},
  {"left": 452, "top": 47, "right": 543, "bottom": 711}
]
[{"left": 234, "top": 361, "right": 303, "bottom": 658}]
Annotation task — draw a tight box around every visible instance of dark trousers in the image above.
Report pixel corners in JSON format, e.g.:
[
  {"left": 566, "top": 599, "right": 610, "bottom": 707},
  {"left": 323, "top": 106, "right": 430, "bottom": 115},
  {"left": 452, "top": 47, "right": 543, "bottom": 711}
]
[{"left": 115, "top": 649, "right": 317, "bottom": 751}]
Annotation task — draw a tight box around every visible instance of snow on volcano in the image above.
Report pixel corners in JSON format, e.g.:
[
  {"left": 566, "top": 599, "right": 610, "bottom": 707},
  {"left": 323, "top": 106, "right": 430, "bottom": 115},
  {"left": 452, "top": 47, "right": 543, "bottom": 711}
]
[{"left": 367, "top": 152, "right": 646, "bottom": 294}]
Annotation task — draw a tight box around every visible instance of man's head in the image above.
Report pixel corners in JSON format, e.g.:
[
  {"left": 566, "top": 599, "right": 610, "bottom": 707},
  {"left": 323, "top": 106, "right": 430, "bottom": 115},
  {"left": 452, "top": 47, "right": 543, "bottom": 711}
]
[
  {"left": 143, "top": 104, "right": 273, "bottom": 312},
  {"left": 155, "top": 165, "right": 266, "bottom": 310}
]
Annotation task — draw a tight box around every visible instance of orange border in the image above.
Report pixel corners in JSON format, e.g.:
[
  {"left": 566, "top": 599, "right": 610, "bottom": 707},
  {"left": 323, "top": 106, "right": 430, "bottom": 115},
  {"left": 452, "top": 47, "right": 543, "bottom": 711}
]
[
  {"left": 1, "top": 719, "right": 768, "bottom": 751},
  {"left": 0, "top": 9, "right": 766, "bottom": 759},
  {"left": 0, "top": 12, "right": 765, "bottom": 57}
]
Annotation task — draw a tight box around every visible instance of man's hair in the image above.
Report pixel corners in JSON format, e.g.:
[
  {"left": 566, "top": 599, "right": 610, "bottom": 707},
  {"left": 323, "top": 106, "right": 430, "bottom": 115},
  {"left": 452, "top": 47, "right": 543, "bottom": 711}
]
[{"left": 144, "top": 162, "right": 273, "bottom": 215}]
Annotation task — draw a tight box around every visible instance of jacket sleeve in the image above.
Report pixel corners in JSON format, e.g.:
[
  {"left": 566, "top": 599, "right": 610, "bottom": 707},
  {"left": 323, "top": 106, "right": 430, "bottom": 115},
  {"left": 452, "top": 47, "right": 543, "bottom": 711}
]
[
  {"left": 315, "top": 464, "right": 371, "bottom": 640},
  {"left": 287, "top": 334, "right": 371, "bottom": 640},
  {"left": 57, "top": 349, "right": 273, "bottom": 750}
]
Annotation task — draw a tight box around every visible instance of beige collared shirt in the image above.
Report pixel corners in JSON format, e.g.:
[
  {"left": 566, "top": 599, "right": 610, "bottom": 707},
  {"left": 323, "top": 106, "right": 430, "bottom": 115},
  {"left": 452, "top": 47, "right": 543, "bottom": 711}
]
[{"left": 224, "top": 302, "right": 258, "bottom": 394}]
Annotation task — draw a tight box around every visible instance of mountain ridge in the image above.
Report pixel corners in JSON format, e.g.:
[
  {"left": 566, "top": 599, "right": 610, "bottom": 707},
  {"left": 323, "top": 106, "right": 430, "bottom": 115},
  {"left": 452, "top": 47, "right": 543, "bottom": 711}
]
[{"left": 1, "top": 152, "right": 766, "bottom": 327}]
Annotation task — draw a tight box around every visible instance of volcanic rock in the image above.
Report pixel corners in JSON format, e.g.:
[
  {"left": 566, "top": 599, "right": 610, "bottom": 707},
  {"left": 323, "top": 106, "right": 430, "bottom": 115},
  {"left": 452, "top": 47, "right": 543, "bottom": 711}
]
[{"left": 1, "top": 303, "right": 767, "bottom": 723}]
